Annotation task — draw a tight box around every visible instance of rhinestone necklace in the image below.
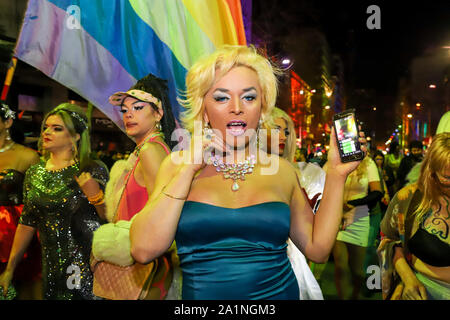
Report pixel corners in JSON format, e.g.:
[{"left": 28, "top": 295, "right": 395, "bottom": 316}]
[{"left": 208, "top": 154, "right": 256, "bottom": 191}]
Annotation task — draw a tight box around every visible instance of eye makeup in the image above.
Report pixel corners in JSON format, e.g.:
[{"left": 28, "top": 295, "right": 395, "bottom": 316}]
[
  {"left": 241, "top": 93, "right": 257, "bottom": 101},
  {"left": 120, "top": 105, "right": 146, "bottom": 114},
  {"left": 43, "top": 125, "right": 64, "bottom": 132},
  {"left": 213, "top": 92, "right": 230, "bottom": 102}
]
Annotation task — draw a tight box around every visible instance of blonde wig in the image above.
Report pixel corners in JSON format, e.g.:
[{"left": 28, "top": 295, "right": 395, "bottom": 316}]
[
  {"left": 414, "top": 132, "right": 450, "bottom": 222},
  {"left": 39, "top": 103, "right": 92, "bottom": 170},
  {"left": 179, "top": 45, "right": 283, "bottom": 133},
  {"left": 264, "top": 107, "right": 297, "bottom": 163}
]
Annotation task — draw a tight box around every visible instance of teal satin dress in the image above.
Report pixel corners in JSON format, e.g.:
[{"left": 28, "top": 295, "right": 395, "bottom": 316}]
[{"left": 175, "top": 201, "right": 299, "bottom": 300}]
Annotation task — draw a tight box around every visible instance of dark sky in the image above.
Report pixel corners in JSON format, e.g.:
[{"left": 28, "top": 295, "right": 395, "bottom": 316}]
[
  {"left": 319, "top": 1, "right": 449, "bottom": 92},
  {"left": 252, "top": 0, "right": 449, "bottom": 139}
]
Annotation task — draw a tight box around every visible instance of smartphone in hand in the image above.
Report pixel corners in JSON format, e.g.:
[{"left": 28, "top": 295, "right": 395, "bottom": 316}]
[{"left": 332, "top": 109, "right": 364, "bottom": 163}]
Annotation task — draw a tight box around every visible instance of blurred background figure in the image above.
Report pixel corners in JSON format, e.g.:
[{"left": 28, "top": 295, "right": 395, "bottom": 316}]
[
  {"left": 384, "top": 141, "right": 403, "bottom": 197},
  {"left": 372, "top": 150, "right": 391, "bottom": 215},
  {"left": 332, "top": 155, "right": 383, "bottom": 300},
  {"left": 295, "top": 147, "right": 308, "bottom": 163},
  {"left": 436, "top": 111, "right": 450, "bottom": 135},
  {"left": 0, "top": 102, "right": 42, "bottom": 300},
  {"left": 361, "top": 149, "right": 391, "bottom": 296},
  {"left": 263, "top": 107, "right": 296, "bottom": 162},
  {"left": 397, "top": 140, "right": 424, "bottom": 190},
  {"left": 404, "top": 110, "right": 450, "bottom": 188}
]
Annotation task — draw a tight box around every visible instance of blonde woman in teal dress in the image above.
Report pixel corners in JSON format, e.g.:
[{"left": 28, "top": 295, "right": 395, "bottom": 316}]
[{"left": 130, "top": 46, "right": 367, "bottom": 300}]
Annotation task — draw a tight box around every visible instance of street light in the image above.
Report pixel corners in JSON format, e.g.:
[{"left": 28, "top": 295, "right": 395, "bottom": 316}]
[
  {"left": 429, "top": 84, "right": 436, "bottom": 89},
  {"left": 407, "top": 113, "right": 413, "bottom": 119}
]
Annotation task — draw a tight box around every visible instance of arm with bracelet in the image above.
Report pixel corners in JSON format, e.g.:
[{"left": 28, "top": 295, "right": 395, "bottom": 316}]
[
  {"left": 75, "top": 161, "right": 109, "bottom": 221},
  {"left": 130, "top": 147, "right": 202, "bottom": 264}
]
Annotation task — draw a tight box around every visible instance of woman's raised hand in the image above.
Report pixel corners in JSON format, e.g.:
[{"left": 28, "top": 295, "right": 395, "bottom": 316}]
[
  {"left": 326, "top": 126, "right": 367, "bottom": 178},
  {"left": 180, "top": 129, "right": 230, "bottom": 174}
]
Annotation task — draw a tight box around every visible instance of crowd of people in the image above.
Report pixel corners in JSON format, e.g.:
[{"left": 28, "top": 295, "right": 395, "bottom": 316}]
[{"left": 0, "top": 45, "right": 448, "bottom": 301}]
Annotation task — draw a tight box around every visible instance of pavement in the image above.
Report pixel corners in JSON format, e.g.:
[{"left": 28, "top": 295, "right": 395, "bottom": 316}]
[{"left": 315, "top": 253, "right": 383, "bottom": 300}]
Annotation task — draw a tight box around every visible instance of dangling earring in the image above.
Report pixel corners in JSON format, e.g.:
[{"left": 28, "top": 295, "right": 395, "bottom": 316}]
[
  {"left": 71, "top": 141, "right": 78, "bottom": 158},
  {"left": 5, "top": 129, "right": 12, "bottom": 141},
  {"left": 203, "top": 121, "right": 213, "bottom": 140},
  {"left": 155, "top": 121, "right": 162, "bottom": 132}
]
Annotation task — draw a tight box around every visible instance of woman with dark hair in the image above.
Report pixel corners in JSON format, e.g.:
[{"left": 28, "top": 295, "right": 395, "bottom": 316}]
[
  {"left": 0, "top": 102, "right": 41, "bottom": 299},
  {"left": 90, "top": 74, "right": 178, "bottom": 300},
  {"left": 121, "top": 74, "right": 177, "bottom": 150},
  {"left": 105, "top": 74, "right": 177, "bottom": 221},
  {"left": 0, "top": 103, "right": 109, "bottom": 300}
]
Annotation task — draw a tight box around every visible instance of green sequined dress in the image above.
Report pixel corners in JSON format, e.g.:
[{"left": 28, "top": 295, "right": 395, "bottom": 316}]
[{"left": 19, "top": 160, "right": 108, "bottom": 300}]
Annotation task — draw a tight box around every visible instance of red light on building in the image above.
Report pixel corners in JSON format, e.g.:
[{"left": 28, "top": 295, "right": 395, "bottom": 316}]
[{"left": 288, "top": 71, "right": 312, "bottom": 143}]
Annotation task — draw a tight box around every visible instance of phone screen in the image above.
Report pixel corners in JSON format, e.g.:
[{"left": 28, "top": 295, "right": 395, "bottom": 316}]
[{"left": 334, "top": 113, "right": 361, "bottom": 158}]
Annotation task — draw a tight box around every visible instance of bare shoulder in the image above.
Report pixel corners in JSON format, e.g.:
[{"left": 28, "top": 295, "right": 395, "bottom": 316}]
[
  {"left": 15, "top": 144, "right": 40, "bottom": 166},
  {"left": 258, "top": 152, "right": 298, "bottom": 186},
  {"left": 137, "top": 141, "right": 171, "bottom": 181},
  {"left": 149, "top": 150, "right": 186, "bottom": 197},
  {"left": 139, "top": 140, "right": 168, "bottom": 157}
]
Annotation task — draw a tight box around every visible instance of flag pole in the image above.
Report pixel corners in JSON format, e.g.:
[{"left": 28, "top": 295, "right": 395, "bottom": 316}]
[{"left": 1, "top": 56, "right": 18, "bottom": 101}]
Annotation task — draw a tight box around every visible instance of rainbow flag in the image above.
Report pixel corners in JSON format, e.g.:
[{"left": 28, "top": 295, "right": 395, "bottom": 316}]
[{"left": 14, "top": 0, "right": 247, "bottom": 128}]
